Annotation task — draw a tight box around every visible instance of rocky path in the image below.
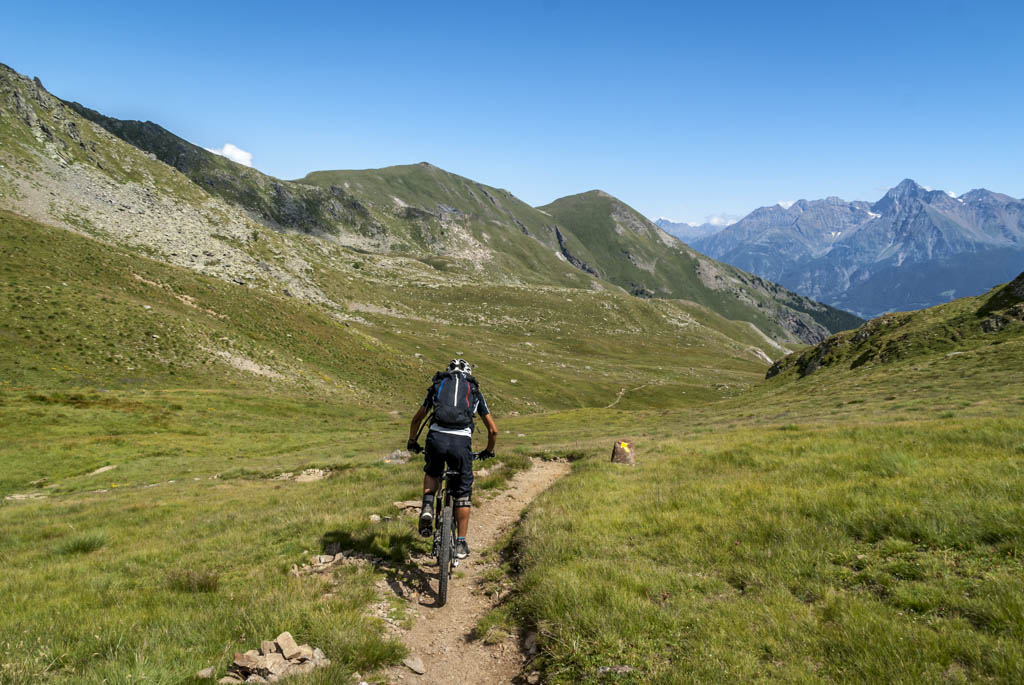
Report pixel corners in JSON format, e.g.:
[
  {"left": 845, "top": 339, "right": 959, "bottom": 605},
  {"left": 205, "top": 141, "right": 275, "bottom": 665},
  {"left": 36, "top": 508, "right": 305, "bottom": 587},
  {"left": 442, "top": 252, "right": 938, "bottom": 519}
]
[{"left": 377, "top": 458, "right": 571, "bottom": 685}]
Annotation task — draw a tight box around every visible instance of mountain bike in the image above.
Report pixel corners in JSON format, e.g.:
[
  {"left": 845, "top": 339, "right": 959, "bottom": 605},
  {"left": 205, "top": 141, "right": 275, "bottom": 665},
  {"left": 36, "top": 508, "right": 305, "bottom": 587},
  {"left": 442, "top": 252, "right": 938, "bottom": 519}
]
[
  {"left": 427, "top": 452, "right": 488, "bottom": 607},
  {"left": 430, "top": 466, "right": 461, "bottom": 607}
]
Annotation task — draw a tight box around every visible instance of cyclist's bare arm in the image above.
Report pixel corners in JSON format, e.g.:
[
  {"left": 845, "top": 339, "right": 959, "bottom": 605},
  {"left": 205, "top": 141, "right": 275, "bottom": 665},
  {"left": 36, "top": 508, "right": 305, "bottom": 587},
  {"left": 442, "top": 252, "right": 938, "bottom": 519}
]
[
  {"left": 410, "top": 405, "right": 428, "bottom": 441},
  {"left": 482, "top": 414, "right": 497, "bottom": 452}
]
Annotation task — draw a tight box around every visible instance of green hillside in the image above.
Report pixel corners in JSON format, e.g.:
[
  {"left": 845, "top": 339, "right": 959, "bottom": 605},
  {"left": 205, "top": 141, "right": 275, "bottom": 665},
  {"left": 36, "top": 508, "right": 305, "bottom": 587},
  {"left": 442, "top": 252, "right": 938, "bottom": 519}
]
[
  {"left": 0, "top": 205, "right": 783, "bottom": 682},
  {"left": 298, "top": 163, "right": 598, "bottom": 289},
  {"left": 542, "top": 190, "right": 864, "bottom": 338},
  {"left": 4, "top": 52, "right": 857, "bottom": 348},
  {"left": 494, "top": 279, "right": 1024, "bottom": 683},
  {"left": 767, "top": 271, "right": 1024, "bottom": 380},
  {"left": 0, "top": 208, "right": 778, "bottom": 419}
]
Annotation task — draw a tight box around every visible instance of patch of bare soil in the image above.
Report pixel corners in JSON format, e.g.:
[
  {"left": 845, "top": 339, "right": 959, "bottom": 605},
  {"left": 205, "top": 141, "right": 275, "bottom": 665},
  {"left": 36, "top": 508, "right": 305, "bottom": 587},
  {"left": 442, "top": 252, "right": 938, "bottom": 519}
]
[{"left": 377, "top": 458, "right": 571, "bottom": 685}]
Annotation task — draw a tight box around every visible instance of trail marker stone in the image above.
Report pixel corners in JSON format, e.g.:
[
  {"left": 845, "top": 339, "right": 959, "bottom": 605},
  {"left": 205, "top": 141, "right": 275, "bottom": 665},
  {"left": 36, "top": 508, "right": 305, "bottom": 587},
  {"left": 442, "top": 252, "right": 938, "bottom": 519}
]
[{"left": 611, "top": 440, "right": 635, "bottom": 465}]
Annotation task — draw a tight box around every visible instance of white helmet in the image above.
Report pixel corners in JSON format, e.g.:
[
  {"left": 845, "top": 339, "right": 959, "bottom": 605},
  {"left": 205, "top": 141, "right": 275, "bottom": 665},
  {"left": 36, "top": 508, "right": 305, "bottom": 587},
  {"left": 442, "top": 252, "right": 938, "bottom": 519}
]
[{"left": 447, "top": 358, "right": 472, "bottom": 374}]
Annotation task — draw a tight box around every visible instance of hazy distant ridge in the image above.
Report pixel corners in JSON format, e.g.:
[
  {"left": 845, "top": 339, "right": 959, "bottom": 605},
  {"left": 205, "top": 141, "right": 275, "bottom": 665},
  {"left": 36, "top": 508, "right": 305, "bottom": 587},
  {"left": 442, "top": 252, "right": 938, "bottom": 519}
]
[{"left": 686, "top": 180, "right": 1024, "bottom": 318}]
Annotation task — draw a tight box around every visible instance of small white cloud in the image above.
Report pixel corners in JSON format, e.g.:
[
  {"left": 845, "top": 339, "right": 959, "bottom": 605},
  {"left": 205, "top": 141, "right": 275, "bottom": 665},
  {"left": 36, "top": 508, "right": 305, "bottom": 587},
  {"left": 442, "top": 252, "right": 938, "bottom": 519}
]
[
  {"left": 706, "top": 214, "right": 740, "bottom": 226},
  {"left": 655, "top": 213, "right": 740, "bottom": 227},
  {"left": 777, "top": 200, "right": 796, "bottom": 209},
  {"left": 204, "top": 143, "right": 253, "bottom": 167}
]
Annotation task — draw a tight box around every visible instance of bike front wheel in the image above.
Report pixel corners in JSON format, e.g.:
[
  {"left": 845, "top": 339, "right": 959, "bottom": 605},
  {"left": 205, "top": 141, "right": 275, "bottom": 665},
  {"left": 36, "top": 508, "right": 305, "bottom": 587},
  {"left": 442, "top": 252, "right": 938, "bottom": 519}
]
[{"left": 437, "top": 504, "right": 454, "bottom": 606}]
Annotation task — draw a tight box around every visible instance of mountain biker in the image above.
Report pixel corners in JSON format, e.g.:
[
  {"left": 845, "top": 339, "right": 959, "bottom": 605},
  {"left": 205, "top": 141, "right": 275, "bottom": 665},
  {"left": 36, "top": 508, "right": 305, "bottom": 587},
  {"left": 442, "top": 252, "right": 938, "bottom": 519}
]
[{"left": 407, "top": 358, "right": 497, "bottom": 560}]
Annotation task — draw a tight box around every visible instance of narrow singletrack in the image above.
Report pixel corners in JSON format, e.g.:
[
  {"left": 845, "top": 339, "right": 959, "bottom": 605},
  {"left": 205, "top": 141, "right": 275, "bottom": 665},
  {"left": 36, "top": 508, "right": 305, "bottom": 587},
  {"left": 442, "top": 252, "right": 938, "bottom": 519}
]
[
  {"left": 606, "top": 383, "right": 652, "bottom": 408},
  {"left": 378, "top": 458, "right": 571, "bottom": 684}
]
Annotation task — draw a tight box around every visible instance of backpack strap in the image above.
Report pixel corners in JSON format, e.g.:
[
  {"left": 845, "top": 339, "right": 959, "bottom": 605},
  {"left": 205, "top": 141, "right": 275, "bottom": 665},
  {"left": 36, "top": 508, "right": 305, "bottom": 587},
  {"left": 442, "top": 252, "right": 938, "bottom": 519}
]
[{"left": 415, "top": 409, "right": 433, "bottom": 441}]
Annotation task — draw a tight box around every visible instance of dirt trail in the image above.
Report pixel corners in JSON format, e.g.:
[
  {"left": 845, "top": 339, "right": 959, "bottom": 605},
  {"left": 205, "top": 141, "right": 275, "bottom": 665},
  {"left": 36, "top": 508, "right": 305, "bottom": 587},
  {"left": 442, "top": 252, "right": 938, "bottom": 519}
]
[
  {"left": 377, "top": 458, "right": 570, "bottom": 685},
  {"left": 605, "top": 382, "right": 654, "bottom": 408}
]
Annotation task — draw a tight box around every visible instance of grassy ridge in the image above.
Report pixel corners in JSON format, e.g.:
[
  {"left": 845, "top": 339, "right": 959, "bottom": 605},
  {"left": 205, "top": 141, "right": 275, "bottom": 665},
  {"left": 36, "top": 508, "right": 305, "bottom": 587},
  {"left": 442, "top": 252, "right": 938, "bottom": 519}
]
[
  {"left": 1, "top": 208, "right": 774, "bottom": 418},
  {"left": 503, "top": 288, "right": 1024, "bottom": 683},
  {"left": 768, "top": 272, "right": 1024, "bottom": 380},
  {"left": 301, "top": 163, "right": 602, "bottom": 289},
  {"left": 541, "top": 191, "right": 863, "bottom": 341}
]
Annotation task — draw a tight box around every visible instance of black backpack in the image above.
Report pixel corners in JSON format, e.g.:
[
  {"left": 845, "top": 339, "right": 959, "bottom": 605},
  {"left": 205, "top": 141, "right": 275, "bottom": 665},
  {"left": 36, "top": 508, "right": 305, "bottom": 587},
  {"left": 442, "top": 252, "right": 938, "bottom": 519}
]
[{"left": 429, "top": 371, "right": 479, "bottom": 430}]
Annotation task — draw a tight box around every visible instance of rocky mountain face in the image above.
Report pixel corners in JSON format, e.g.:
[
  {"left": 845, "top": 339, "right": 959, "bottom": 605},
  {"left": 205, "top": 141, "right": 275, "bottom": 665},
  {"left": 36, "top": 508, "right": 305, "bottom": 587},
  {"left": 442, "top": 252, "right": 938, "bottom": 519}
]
[
  {"left": 690, "top": 180, "right": 1024, "bottom": 318},
  {"left": 67, "top": 101, "right": 386, "bottom": 241},
  {"left": 1, "top": 62, "right": 857, "bottom": 347}
]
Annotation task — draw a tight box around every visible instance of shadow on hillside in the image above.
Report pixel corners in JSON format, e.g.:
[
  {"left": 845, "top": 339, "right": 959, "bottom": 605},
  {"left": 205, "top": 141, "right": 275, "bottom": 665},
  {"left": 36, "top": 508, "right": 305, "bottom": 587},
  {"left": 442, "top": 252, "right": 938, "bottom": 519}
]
[{"left": 320, "top": 528, "right": 444, "bottom": 606}]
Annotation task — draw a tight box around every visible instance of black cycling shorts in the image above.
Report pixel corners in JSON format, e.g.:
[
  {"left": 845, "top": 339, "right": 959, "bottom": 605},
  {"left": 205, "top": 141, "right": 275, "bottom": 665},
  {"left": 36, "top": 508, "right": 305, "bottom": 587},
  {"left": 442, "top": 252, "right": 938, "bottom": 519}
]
[{"left": 424, "top": 430, "right": 474, "bottom": 503}]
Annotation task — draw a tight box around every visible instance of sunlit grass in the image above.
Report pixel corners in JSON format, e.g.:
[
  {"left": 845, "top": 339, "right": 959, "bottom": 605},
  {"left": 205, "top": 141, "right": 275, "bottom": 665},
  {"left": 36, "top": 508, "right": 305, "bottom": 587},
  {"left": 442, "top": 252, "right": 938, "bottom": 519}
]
[{"left": 505, "top": 316, "right": 1024, "bottom": 682}]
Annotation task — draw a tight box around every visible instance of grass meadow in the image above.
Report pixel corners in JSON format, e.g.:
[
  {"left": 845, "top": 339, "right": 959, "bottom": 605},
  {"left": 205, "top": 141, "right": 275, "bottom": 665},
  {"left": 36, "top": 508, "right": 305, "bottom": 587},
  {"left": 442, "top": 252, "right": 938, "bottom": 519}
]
[
  {"left": 0, "top": 389, "right": 533, "bottom": 683},
  {"left": 502, "top": 326, "right": 1024, "bottom": 683},
  {"left": 3, "top": 204, "right": 1023, "bottom": 682}
]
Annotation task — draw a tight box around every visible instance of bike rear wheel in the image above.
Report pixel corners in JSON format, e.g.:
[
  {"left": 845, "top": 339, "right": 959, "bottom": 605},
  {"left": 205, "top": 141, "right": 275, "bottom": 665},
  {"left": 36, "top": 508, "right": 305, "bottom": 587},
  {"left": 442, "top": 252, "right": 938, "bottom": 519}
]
[{"left": 437, "top": 504, "right": 454, "bottom": 606}]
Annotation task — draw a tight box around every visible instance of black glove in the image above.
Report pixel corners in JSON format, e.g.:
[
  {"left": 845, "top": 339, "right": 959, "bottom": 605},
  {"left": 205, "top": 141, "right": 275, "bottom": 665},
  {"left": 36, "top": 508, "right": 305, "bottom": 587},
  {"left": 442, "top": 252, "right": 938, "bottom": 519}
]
[
  {"left": 407, "top": 439, "right": 422, "bottom": 454},
  {"left": 478, "top": 449, "right": 495, "bottom": 460}
]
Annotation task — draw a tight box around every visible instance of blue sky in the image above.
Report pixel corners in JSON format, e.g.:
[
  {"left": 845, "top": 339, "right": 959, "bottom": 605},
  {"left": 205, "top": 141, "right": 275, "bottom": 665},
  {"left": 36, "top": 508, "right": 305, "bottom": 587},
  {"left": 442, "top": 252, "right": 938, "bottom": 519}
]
[{"left": 3, "top": 0, "right": 1023, "bottom": 223}]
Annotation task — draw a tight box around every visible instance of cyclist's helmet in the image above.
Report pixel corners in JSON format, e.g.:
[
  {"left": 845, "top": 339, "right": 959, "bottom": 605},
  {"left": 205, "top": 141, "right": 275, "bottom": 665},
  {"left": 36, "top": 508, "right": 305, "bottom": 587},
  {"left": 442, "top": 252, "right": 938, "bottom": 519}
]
[{"left": 447, "top": 358, "right": 472, "bottom": 374}]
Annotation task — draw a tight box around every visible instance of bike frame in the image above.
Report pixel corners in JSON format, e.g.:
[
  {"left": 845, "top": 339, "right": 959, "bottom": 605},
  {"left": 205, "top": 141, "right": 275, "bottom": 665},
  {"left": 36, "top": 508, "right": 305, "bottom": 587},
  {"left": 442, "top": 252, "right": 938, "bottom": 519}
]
[{"left": 432, "top": 468, "right": 460, "bottom": 606}]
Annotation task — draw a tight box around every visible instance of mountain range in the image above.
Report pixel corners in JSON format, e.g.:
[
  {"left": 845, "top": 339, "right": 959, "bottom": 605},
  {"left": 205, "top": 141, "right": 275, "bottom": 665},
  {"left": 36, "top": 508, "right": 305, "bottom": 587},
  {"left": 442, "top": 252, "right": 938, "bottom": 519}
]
[
  {"left": 658, "top": 182, "right": 1024, "bottom": 319},
  {"left": 0, "top": 62, "right": 861, "bottom": 357},
  {"left": 652, "top": 218, "right": 727, "bottom": 242}
]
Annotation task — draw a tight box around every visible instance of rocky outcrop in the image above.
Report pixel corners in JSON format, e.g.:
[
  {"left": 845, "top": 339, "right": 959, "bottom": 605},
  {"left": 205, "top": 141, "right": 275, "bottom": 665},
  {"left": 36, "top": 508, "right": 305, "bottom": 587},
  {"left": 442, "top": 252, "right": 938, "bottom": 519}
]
[
  {"left": 65, "top": 101, "right": 385, "bottom": 239},
  {"left": 554, "top": 226, "right": 599, "bottom": 276}
]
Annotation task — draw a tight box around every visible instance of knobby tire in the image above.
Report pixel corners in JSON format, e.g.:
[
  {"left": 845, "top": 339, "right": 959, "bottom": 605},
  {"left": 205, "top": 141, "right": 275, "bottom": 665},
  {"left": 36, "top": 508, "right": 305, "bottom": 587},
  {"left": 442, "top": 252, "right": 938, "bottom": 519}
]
[{"left": 438, "top": 504, "right": 454, "bottom": 606}]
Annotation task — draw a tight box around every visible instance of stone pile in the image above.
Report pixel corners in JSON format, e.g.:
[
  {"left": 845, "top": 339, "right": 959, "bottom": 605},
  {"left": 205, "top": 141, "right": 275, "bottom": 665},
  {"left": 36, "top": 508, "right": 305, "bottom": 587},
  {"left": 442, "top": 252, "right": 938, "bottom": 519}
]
[
  {"left": 290, "top": 548, "right": 383, "bottom": 578},
  {"left": 273, "top": 468, "right": 329, "bottom": 482},
  {"left": 209, "top": 632, "right": 329, "bottom": 683},
  {"left": 383, "top": 449, "right": 410, "bottom": 464}
]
